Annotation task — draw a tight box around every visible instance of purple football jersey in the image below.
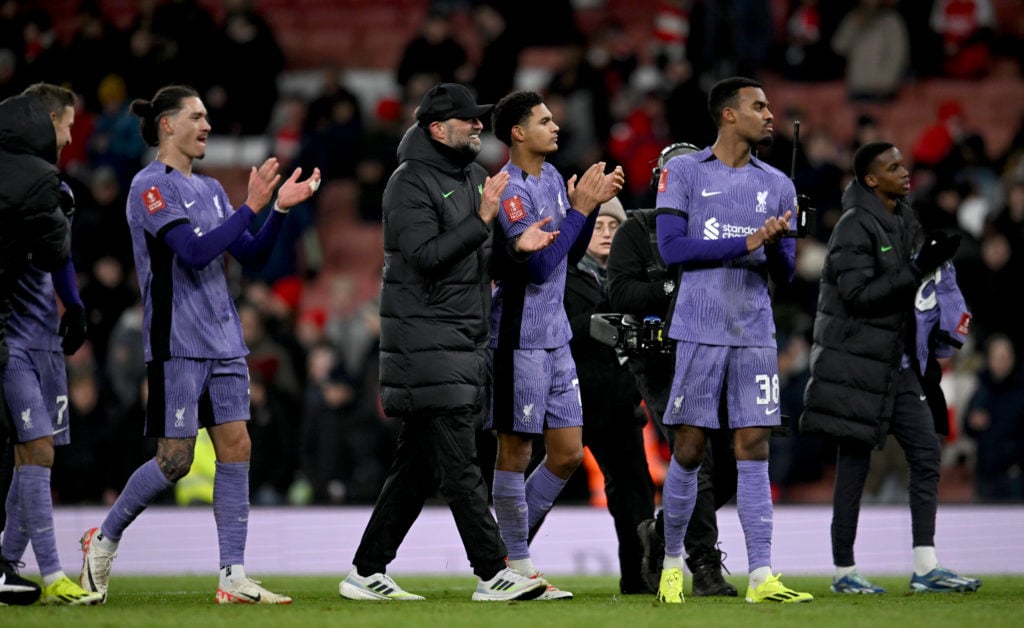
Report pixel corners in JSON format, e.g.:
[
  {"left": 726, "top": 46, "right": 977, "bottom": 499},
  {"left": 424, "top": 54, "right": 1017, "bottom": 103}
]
[
  {"left": 657, "top": 148, "right": 796, "bottom": 348},
  {"left": 490, "top": 161, "right": 574, "bottom": 349},
  {"left": 5, "top": 261, "right": 59, "bottom": 352},
  {"left": 126, "top": 161, "right": 247, "bottom": 361}
]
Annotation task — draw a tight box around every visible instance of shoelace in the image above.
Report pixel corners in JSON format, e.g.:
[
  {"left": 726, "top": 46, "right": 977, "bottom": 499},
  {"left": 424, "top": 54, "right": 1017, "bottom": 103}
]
[{"left": 2, "top": 558, "right": 28, "bottom": 573}]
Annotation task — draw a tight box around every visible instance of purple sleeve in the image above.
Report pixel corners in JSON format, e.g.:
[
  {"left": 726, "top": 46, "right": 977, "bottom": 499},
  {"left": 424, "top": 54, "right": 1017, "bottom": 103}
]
[
  {"left": 52, "top": 257, "right": 83, "bottom": 308},
  {"left": 568, "top": 208, "right": 599, "bottom": 267},
  {"left": 524, "top": 209, "right": 588, "bottom": 283},
  {"left": 655, "top": 211, "right": 749, "bottom": 264},
  {"left": 162, "top": 204, "right": 255, "bottom": 269},
  {"left": 228, "top": 208, "right": 286, "bottom": 268},
  {"left": 765, "top": 238, "right": 796, "bottom": 285}
]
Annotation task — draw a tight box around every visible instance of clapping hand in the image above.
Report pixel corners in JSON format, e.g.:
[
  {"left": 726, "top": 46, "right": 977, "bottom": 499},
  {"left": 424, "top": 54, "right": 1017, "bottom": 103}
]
[
  {"left": 274, "top": 166, "right": 323, "bottom": 212},
  {"left": 515, "top": 216, "right": 559, "bottom": 253},
  {"left": 478, "top": 171, "right": 510, "bottom": 224},
  {"left": 568, "top": 162, "right": 625, "bottom": 216}
]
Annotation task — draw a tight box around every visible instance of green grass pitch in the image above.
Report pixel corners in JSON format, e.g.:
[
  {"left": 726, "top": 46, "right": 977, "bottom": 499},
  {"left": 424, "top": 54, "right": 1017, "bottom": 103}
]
[{"left": 4, "top": 574, "right": 1020, "bottom": 627}]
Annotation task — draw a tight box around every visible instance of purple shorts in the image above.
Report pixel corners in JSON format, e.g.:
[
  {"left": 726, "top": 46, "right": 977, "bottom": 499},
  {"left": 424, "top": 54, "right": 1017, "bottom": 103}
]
[
  {"left": 489, "top": 345, "right": 583, "bottom": 435},
  {"left": 662, "top": 340, "right": 781, "bottom": 429},
  {"left": 2, "top": 346, "right": 70, "bottom": 446},
  {"left": 146, "top": 356, "right": 250, "bottom": 438}
]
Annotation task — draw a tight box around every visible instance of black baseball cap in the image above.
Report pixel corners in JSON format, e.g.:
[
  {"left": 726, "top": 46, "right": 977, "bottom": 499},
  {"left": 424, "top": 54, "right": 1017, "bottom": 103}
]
[{"left": 415, "top": 83, "right": 493, "bottom": 125}]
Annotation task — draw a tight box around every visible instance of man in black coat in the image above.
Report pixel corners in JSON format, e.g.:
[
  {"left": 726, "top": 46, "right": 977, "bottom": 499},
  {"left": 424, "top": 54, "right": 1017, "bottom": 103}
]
[
  {"left": 0, "top": 87, "right": 72, "bottom": 606},
  {"left": 339, "top": 83, "right": 556, "bottom": 602},
  {"left": 0, "top": 90, "right": 72, "bottom": 414},
  {"left": 563, "top": 197, "right": 654, "bottom": 594},
  {"left": 800, "top": 141, "right": 980, "bottom": 594}
]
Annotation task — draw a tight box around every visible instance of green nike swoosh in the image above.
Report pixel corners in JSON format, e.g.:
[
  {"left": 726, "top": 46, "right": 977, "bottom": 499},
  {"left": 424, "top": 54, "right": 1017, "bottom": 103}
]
[
  {"left": 442, "top": 190, "right": 455, "bottom": 198},
  {"left": 880, "top": 245, "right": 893, "bottom": 252}
]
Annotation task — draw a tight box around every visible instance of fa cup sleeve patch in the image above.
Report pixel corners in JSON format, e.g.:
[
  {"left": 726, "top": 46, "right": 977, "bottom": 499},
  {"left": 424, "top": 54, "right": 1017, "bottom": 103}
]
[
  {"left": 503, "top": 195, "right": 526, "bottom": 222},
  {"left": 143, "top": 186, "right": 166, "bottom": 214},
  {"left": 657, "top": 168, "right": 669, "bottom": 193},
  {"left": 957, "top": 312, "right": 971, "bottom": 336}
]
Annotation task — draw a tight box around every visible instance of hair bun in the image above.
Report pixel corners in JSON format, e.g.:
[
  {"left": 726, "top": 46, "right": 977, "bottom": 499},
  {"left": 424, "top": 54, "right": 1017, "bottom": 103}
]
[{"left": 129, "top": 98, "right": 152, "bottom": 117}]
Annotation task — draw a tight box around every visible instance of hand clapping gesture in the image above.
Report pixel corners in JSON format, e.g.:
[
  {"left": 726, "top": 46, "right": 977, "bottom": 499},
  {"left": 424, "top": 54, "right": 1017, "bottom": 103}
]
[{"left": 567, "top": 162, "right": 625, "bottom": 216}]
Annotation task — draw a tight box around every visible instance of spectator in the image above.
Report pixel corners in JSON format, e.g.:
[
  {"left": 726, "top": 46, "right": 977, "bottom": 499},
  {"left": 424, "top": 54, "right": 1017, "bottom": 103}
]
[
  {"left": 776, "top": 0, "right": 844, "bottom": 82},
  {"left": 470, "top": 3, "right": 520, "bottom": 107},
  {"left": 206, "top": 0, "right": 284, "bottom": 135},
  {"left": 831, "top": 0, "right": 909, "bottom": 101},
  {"left": 87, "top": 73, "right": 148, "bottom": 191},
  {"left": 930, "top": 0, "right": 996, "bottom": 79},
  {"left": 964, "top": 334, "right": 1024, "bottom": 500},
  {"left": 395, "top": 7, "right": 469, "bottom": 92}
]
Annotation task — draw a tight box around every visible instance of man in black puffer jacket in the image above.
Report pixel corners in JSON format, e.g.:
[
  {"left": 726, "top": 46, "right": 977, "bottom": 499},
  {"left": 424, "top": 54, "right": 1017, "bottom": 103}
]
[
  {"left": 0, "top": 91, "right": 72, "bottom": 418},
  {"left": 801, "top": 141, "right": 979, "bottom": 595},
  {"left": 339, "top": 83, "right": 557, "bottom": 602},
  {"left": 0, "top": 87, "right": 72, "bottom": 606}
]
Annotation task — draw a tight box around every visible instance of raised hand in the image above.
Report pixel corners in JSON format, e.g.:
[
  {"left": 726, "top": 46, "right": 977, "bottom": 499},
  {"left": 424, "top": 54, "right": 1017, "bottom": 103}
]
[
  {"left": 274, "top": 166, "right": 323, "bottom": 212},
  {"left": 245, "top": 157, "right": 282, "bottom": 212},
  {"left": 596, "top": 165, "right": 625, "bottom": 204},
  {"left": 567, "top": 162, "right": 613, "bottom": 216},
  {"left": 478, "top": 171, "right": 510, "bottom": 224},
  {"left": 515, "top": 216, "right": 559, "bottom": 252}
]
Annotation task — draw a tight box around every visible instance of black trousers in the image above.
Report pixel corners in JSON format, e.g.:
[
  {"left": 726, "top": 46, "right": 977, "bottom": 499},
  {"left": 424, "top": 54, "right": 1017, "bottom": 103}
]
[
  {"left": 583, "top": 415, "right": 656, "bottom": 593},
  {"left": 352, "top": 411, "right": 507, "bottom": 581},
  {"left": 636, "top": 357, "right": 737, "bottom": 555},
  {"left": 831, "top": 367, "right": 941, "bottom": 567}
]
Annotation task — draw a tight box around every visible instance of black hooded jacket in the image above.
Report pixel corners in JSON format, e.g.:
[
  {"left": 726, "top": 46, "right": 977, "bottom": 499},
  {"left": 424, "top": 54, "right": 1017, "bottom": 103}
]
[
  {"left": 0, "top": 94, "right": 71, "bottom": 366},
  {"left": 800, "top": 180, "right": 923, "bottom": 447},
  {"left": 378, "top": 124, "right": 494, "bottom": 418}
]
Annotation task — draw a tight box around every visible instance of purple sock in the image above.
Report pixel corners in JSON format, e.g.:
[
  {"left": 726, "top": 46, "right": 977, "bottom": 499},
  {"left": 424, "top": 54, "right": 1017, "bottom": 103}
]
[
  {"left": 20, "top": 465, "right": 61, "bottom": 576},
  {"left": 102, "top": 458, "right": 173, "bottom": 541},
  {"left": 736, "top": 460, "right": 773, "bottom": 572},
  {"left": 493, "top": 470, "right": 528, "bottom": 560},
  {"left": 662, "top": 457, "right": 698, "bottom": 558},
  {"left": 214, "top": 461, "right": 250, "bottom": 567},
  {"left": 525, "top": 464, "right": 567, "bottom": 532},
  {"left": 1, "top": 468, "right": 27, "bottom": 561}
]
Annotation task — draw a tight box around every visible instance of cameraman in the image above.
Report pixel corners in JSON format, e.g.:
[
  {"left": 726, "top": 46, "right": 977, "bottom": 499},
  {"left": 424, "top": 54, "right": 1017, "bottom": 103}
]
[
  {"left": 605, "top": 143, "right": 737, "bottom": 597},
  {"left": 564, "top": 197, "right": 655, "bottom": 595}
]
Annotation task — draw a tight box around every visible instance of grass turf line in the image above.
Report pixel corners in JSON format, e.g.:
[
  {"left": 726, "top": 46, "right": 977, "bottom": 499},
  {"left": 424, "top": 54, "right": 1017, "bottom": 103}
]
[{"left": 3, "top": 575, "right": 1019, "bottom": 628}]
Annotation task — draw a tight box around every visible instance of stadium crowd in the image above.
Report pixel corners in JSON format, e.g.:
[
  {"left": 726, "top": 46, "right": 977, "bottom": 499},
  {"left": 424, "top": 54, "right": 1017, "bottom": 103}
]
[{"left": 2, "top": 0, "right": 1024, "bottom": 512}]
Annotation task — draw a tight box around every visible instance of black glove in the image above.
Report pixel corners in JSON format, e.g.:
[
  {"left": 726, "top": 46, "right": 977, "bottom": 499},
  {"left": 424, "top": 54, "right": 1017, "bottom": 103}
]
[
  {"left": 59, "top": 303, "right": 87, "bottom": 355},
  {"left": 914, "top": 233, "right": 960, "bottom": 275},
  {"left": 59, "top": 184, "right": 76, "bottom": 218}
]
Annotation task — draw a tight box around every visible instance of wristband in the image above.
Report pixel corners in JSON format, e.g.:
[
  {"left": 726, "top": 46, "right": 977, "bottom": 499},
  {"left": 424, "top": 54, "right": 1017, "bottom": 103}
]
[{"left": 273, "top": 200, "right": 288, "bottom": 214}]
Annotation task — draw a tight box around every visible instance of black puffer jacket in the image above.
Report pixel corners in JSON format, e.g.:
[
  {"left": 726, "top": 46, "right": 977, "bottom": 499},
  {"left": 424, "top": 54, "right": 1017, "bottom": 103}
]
[
  {"left": 800, "top": 181, "right": 923, "bottom": 447},
  {"left": 0, "top": 94, "right": 71, "bottom": 365},
  {"left": 378, "top": 125, "right": 494, "bottom": 419}
]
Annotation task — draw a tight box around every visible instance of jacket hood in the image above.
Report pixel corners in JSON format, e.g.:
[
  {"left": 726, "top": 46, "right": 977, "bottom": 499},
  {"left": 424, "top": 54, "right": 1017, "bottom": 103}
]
[
  {"left": 0, "top": 94, "right": 58, "bottom": 164},
  {"left": 396, "top": 123, "right": 476, "bottom": 178}
]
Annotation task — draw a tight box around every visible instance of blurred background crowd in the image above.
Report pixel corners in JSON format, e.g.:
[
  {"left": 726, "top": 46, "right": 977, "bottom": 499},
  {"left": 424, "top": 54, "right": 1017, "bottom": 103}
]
[{"left": 3, "top": 0, "right": 1024, "bottom": 508}]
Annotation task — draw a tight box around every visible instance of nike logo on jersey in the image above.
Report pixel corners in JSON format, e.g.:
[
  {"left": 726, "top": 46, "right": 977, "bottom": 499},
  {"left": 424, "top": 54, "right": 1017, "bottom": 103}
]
[
  {"left": 184, "top": 200, "right": 196, "bottom": 208},
  {"left": 442, "top": 190, "right": 455, "bottom": 198},
  {"left": 701, "top": 189, "right": 723, "bottom": 197},
  {"left": 881, "top": 245, "right": 893, "bottom": 252}
]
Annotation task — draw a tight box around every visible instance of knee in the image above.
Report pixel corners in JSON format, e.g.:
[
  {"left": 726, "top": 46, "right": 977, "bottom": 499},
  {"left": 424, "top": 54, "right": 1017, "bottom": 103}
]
[
  {"left": 672, "top": 438, "right": 704, "bottom": 470},
  {"left": 549, "top": 444, "right": 584, "bottom": 477},
  {"left": 156, "top": 449, "right": 195, "bottom": 482}
]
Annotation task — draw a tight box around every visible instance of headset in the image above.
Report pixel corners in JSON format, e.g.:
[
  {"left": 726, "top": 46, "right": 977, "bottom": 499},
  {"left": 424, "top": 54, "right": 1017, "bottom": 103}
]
[{"left": 649, "top": 142, "right": 700, "bottom": 192}]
